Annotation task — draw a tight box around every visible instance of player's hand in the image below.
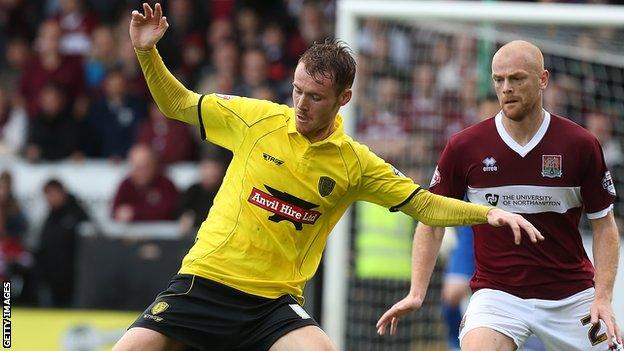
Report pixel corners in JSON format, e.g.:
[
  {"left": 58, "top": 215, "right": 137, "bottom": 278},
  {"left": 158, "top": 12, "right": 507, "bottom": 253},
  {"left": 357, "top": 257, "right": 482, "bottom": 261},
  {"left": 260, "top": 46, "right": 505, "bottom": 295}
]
[
  {"left": 486, "top": 208, "right": 544, "bottom": 245},
  {"left": 114, "top": 205, "right": 135, "bottom": 222},
  {"left": 376, "top": 294, "right": 424, "bottom": 336},
  {"left": 129, "top": 3, "right": 169, "bottom": 51},
  {"left": 590, "top": 298, "right": 623, "bottom": 348}
]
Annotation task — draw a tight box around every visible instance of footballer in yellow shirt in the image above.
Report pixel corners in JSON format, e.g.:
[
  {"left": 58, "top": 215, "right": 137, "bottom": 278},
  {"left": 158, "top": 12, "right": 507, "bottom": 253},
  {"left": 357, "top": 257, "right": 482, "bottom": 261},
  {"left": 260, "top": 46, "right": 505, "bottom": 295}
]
[{"left": 115, "top": 4, "right": 542, "bottom": 351}]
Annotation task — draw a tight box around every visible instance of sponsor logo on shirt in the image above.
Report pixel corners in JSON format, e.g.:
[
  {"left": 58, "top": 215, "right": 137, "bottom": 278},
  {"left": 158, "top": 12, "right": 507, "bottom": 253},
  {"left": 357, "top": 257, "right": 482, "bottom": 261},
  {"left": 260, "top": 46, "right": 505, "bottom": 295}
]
[
  {"left": 430, "top": 166, "right": 441, "bottom": 188},
  {"left": 318, "top": 176, "right": 335, "bottom": 197},
  {"left": 215, "top": 93, "right": 237, "bottom": 100},
  {"left": 248, "top": 185, "right": 321, "bottom": 230},
  {"left": 603, "top": 171, "right": 616, "bottom": 196},
  {"left": 482, "top": 157, "right": 498, "bottom": 172},
  {"left": 542, "top": 155, "right": 562, "bottom": 178},
  {"left": 263, "top": 152, "right": 284, "bottom": 166},
  {"left": 485, "top": 193, "right": 499, "bottom": 206}
]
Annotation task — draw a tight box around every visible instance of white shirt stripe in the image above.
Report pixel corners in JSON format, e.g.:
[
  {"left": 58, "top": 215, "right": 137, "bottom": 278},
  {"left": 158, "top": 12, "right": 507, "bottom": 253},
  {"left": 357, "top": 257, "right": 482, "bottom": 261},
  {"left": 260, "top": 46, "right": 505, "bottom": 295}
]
[
  {"left": 466, "top": 185, "right": 581, "bottom": 214},
  {"left": 586, "top": 204, "right": 613, "bottom": 219}
]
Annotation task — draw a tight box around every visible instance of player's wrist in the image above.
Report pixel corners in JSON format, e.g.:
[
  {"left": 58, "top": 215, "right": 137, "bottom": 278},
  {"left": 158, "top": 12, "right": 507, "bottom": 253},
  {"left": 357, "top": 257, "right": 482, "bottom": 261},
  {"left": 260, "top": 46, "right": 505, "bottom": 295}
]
[
  {"left": 407, "top": 289, "right": 426, "bottom": 301},
  {"left": 593, "top": 292, "right": 613, "bottom": 303},
  {"left": 134, "top": 45, "right": 155, "bottom": 53}
]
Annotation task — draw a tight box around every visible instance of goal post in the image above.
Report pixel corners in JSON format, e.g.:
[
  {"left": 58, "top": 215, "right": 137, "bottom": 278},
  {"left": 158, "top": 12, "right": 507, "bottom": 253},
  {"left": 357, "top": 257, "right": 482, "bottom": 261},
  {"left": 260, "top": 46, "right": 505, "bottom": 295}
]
[{"left": 328, "top": 1, "right": 624, "bottom": 349}]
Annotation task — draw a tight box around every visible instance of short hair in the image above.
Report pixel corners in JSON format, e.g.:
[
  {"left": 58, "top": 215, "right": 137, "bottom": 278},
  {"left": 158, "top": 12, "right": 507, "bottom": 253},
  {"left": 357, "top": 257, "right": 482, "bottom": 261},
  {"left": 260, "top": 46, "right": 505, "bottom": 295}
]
[
  {"left": 298, "top": 38, "right": 356, "bottom": 95},
  {"left": 43, "top": 178, "right": 65, "bottom": 193}
]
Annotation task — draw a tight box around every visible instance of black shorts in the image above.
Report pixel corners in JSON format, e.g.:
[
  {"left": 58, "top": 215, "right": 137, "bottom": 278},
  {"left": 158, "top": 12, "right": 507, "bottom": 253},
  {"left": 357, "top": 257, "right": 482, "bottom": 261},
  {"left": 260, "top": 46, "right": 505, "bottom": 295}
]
[{"left": 130, "top": 274, "right": 319, "bottom": 351}]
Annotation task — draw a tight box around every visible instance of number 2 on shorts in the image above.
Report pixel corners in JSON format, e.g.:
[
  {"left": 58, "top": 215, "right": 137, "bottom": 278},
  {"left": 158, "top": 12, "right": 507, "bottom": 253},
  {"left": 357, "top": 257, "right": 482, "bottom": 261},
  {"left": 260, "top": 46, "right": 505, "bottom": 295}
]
[{"left": 580, "top": 314, "right": 608, "bottom": 346}]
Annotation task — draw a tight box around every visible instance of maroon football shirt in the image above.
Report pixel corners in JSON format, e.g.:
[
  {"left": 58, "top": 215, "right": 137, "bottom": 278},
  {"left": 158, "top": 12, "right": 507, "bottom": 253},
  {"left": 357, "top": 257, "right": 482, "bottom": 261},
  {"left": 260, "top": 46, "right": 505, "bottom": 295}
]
[{"left": 430, "top": 111, "right": 616, "bottom": 299}]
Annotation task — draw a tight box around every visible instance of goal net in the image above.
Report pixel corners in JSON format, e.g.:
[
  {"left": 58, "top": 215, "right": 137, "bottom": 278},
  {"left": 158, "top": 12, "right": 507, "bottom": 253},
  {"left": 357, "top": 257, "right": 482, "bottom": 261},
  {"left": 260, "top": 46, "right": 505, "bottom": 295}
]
[{"left": 326, "top": 2, "right": 624, "bottom": 350}]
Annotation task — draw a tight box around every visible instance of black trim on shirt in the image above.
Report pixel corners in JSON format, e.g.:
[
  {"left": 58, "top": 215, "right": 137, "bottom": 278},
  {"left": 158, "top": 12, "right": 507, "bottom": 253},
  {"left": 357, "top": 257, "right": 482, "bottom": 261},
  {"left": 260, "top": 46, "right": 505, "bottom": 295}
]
[
  {"left": 197, "top": 94, "right": 206, "bottom": 140},
  {"left": 389, "top": 187, "right": 421, "bottom": 212}
]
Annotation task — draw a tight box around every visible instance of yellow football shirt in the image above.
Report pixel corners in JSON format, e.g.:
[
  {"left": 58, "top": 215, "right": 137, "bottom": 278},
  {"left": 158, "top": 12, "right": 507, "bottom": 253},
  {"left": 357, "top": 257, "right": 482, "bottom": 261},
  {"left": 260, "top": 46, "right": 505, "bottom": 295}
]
[{"left": 135, "top": 47, "right": 492, "bottom": 303}]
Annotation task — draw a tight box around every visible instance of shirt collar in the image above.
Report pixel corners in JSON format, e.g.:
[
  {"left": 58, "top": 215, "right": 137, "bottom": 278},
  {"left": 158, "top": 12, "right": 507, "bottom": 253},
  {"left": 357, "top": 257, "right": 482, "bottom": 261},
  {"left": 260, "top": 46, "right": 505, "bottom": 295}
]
[{"left": 287, "top": 113, "right": 345, "bottom": 147}]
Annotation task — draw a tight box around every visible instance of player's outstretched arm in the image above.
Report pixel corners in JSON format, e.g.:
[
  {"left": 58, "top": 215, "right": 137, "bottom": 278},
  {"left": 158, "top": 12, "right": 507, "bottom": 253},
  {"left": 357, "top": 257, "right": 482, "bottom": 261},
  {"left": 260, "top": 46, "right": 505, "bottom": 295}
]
[
  {"left": 376, "top": 224, "right": 444, "bottom": 336},
  {"left": 401, "top": 190, "right": 543, "bottom": 244},
  {"left": 130, "top": 3, "right": 201, "bottom": 125},
  {"left": 589, "top": 211, "right": 622, "bottom": 347}
]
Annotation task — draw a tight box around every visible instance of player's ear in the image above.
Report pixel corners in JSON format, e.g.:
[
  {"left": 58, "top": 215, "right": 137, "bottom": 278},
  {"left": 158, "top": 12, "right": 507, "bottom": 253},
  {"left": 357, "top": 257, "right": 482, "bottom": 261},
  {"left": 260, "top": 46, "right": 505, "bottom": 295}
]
[
  {"left": 539, "top": 69, "right": 549, "bottom": 90},
  {"left": 339, "top": 89, "right": 352, "bottom": 106}
]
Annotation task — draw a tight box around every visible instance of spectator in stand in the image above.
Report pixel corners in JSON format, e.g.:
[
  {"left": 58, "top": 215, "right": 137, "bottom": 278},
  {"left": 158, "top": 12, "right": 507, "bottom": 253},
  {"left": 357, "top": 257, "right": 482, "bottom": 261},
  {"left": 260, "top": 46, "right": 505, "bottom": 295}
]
[
  {"left": 405, "top": 64, "right": 442, "bottom": 135},
  {"left": 195, "top": 40, "right": 239, "bottom": 94},
  {"left": 25, "top": 83, "right": 81, "bottom": 162},
  {"left": 358, "top": 19, "right": 410, "bottom": 73},
  {"left": 205, "top": 17, "right": 234, "bottom": 50},
  {"left": 0, "top": 171, "right": 28, "bottom": 261},
  {"left": 233, "top": 48, "right": 272, "bottom": 97},
  {"left": 0, "top": 88, "right": 28, "bottom": 158},
  {"left": 261, "top": 22, "right": 289, "bottom": 82},
  {"left": 286, "top": 0, "right": 330, "bottom": 60},
  {"left": 0, "top": 170, "right": 33, "bottom": 303},
  {"left": 357, "top": 76, "right": 409, "bottom": 163},
  {"left": 174, "top": 33, "right": 207, "bottom": 88},
  {"left": 155, "top": 0, "right": 203, "bottom": 72},
  {"left": 0, "top": 0, "right": 40, "bottom": 41},
  {"left": 84, "top": 25, "right": 119, "bottom": 91},
  {"left": 585, "top": 111, "right": 623, "bottom": 169},
  {"left": 49, "top": 0, "right": 99, "bottom": 57},
  {"left": 36, "top": 178, "right": 89, "bottom": 307},
  {"left": 112, "top": 144, "right": 178, "bottom": 222},
  {"left": 136, "top": 102, "right": 197, "bottom": 164},
  {"left": 19, "top": 19, "right": 86, "bottom": 119},
  {"left": 177, "top": 158, "right": 226, "bottom": 233},
  {"left": 85, "top": 68, "right": 146, "bottom": 160},
  {"left": 235, "top": 7, "right": 260, "bottom": 50},
  {"left": 115, "top": 36, "right": 151, "bottom": 100},
  {"left": 0, "top": 36, "right": 31, "bottom": 97}
]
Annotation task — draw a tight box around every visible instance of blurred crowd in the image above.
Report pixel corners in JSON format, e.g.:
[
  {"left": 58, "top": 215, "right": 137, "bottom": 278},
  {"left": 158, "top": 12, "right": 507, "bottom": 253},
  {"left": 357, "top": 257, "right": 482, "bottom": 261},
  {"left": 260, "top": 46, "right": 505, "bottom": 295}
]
[
  {"left": 0, "top": 0, "right": 335, "bottom": 163},
  {"left": 1, "top": 0, "right": 623, "bottom": 310}
]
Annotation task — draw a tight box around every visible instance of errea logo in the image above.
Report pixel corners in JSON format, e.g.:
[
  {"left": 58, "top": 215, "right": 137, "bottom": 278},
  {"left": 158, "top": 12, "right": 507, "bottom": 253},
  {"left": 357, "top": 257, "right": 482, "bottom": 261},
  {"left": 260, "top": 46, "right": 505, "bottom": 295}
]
[{"left": 482, "top": 157, "right": 498, "bottom": 172}]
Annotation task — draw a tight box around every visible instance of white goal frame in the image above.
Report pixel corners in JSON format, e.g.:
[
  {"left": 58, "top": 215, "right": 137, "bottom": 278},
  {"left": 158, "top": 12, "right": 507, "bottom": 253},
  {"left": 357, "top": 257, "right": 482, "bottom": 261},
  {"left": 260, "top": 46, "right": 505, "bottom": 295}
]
[{"left": 328, "top": 1, "right": 624, "bottom": 349}]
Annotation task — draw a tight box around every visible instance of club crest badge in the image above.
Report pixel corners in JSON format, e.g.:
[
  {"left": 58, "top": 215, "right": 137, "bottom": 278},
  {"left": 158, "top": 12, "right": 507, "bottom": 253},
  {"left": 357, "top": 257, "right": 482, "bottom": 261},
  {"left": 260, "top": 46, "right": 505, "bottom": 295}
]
[
  {"left": 318, "top": 176, "right": 336, "bottom": 197},
  {"left": 542, "top": 155, "right": 562, "bottom": 178},
  {"left": 151, "top": 301, "right": 169, "bottom": 315}
]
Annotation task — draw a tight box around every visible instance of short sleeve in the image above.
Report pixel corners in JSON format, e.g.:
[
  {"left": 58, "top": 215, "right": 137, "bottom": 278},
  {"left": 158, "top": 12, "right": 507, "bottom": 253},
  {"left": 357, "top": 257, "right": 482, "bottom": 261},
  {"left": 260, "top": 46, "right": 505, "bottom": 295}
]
[
  {"left": 355, "top": 147, "right": 420, "bottom": 209},
  {"left": 429, "top": 138, "right": 466, "bottom": 199},
  {"left": 581, "top": 137, "right": 616, "bottom": 218}
]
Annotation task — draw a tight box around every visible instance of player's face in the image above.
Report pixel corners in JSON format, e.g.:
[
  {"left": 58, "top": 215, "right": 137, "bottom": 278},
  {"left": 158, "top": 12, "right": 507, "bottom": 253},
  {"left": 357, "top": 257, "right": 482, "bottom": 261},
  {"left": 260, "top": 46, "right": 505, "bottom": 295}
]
[
  {"left": 292, "top": 63, "right": 351, "bottom": 142},
  {"left": 492, "top": 54, "right": 548, "bottom": 121}
]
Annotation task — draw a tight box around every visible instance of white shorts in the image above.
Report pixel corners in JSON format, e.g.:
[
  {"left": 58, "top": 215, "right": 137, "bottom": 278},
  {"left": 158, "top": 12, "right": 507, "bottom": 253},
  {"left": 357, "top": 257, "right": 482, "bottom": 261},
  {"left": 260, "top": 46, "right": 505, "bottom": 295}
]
[{"left": 459, "top": 288, "right": 621, "bottom": 351}]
